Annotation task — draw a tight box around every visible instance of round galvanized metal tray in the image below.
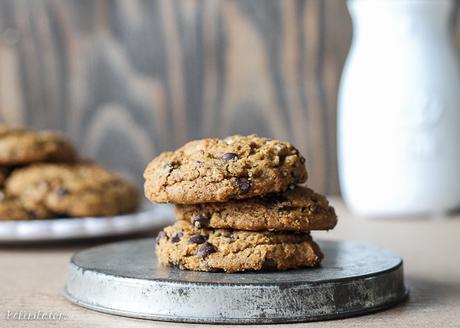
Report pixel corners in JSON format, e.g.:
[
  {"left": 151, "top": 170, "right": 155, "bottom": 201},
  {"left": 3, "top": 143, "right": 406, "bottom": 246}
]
[{"left": 64, "top": 238, "right": 408, "bottom": 324}]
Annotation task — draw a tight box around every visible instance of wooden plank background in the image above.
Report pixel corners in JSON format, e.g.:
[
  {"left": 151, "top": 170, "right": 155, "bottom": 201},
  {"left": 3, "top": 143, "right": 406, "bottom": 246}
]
[{"left": 0, "top": 0, "right": 458, "bottom": 194}]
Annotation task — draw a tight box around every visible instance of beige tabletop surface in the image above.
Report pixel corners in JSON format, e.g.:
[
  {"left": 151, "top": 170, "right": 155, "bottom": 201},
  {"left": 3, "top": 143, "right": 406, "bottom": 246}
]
[{"left": 1, "top": 197, "right": 459, "bottom": 328}]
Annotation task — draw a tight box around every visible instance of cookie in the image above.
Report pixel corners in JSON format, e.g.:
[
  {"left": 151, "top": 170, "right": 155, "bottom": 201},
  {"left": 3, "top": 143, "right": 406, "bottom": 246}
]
[
  {"left": 5, "top": 163, "right": 140, "bottom": 217},
  {"left": 176, "top": 186, "right": 337, "bottom": 232},
  {"left": 144, "top": 135, "right": 307, "bottom": 204},
  {"left": 0, "top": 193, "right": 51, "bottom": 220},
  {"left": 0, "top": 126, "right": 77, "bottom": 165},
  {"left": 156, "top": 220, "right": 323, "bottom": 273},
  {"left": 0, "top": 197, "right": 31, "bottom": 220},
  {"left": 0, "top": 167, "right": 12, "bottom": 187}
]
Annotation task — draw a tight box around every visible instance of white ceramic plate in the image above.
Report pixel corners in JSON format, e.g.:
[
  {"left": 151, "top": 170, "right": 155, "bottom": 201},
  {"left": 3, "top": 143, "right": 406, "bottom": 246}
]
[{"left": 0, "top": 203, "right": 174, "bottom": 243}]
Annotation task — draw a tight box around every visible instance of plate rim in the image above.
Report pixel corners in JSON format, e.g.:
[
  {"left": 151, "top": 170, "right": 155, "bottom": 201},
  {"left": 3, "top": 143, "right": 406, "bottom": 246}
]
[{"left": 0, "top": 204, "right": 173, "bottom": 243}]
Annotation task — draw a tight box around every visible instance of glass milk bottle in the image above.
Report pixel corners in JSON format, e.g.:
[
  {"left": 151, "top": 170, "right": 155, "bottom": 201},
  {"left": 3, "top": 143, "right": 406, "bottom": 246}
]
[{"left": 338, "top": 0, "right": 460, "bottom": 216}]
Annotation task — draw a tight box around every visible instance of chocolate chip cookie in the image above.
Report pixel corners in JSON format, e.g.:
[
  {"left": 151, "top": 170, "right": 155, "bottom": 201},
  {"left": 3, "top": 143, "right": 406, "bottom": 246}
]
[
  {"left": 176, "top": 186, "right": 337, "bottom": 232},
  {"left": 5, "top": 163, "right": 140, "bottom": 217},
  {"left": 144, "top": 135, "right": 307, "bottom": 204},
  {"left": 0, "top": 193, "right": 51, "bottom": 220},
  {"left": 0, "top": 167, "right": 12, "bottom": 187},
  {"left": 156, "top": 220, "right": 323, "bottom": 273},
  {"left": 0, "top": 126, "right": 77, "bottom": 165}
]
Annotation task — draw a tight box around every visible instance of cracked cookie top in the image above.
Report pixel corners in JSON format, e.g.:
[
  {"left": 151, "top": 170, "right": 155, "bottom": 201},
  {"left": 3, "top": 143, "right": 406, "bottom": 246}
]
[{"left": 144, "top": 135, "right": 307, "bottom": 204}]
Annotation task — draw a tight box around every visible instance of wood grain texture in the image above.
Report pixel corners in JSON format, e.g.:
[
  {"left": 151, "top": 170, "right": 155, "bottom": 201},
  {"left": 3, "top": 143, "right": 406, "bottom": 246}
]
[{"left": 0, "top": 0, "right": 459, "bottom": 193}]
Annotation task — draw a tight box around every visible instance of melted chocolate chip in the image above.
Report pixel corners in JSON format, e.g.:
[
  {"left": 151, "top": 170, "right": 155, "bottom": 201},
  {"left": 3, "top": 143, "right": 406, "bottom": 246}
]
[
  {"left": 300, "top": 156, "right": 306, "bottom": 164},
  {"left": 171, "top": 232, "right": 183, "bottom": 243},
  {"left": 189, "top": 235, "right": 208, "bottom": 244},
  {"left": 55, "top": 187, "right": 69, "bottom": 198},
  {"left": 220, "top": 230, "right": 233, "bottom": 238},
  {"left": 260, "top": 194, "right": 288, "bottom": 206},
  {"left": 192, "top": 214, "right": 210, "bottom": 228},
  {"left": 308, "top": 205, "right": 320, "bottom": 214},
  {"left": 288, "top": 184, "right": 296, "bottom": 191},
  {"left": 196, "top": 242, "right": 217, "bottom": 258},
  {"left": 221, "top": 152, "right": 238, "bottom": 161},
  {"left": 237, "top": 177, "right": 251, "bottom": 194},
  {"left": 155, "top": 231, "right": 166, "bottom": 245},
  {"left": 262, "top": 259, "right": 277, "bottom": 270}
]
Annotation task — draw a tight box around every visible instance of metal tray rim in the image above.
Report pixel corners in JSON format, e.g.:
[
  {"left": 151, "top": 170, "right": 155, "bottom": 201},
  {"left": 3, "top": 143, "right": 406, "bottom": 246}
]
[{"left": 64, "top": 287, "right": 409, "bottom": 324}]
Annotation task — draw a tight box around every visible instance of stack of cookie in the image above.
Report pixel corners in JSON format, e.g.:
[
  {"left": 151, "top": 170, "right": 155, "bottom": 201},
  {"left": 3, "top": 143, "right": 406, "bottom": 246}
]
[
  {"left": 0, "top": 126, "right": 139, "bottom": 220},
  {"left": 144, "top": 135, "right": 337, "bottom": 273}
]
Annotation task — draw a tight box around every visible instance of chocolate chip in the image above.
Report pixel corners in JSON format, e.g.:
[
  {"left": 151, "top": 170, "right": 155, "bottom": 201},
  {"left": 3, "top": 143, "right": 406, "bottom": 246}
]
[
  {"left": 155, "top": 231, "right": 166, "bottom": 244},
  {"left": 168, "top": 258, "right": 180, "bottom": 266},
  {"left": 278, "top": 205, "right": 296, "bottom": 211},
  {"left": 262, "top": 259, "right": 277, "bottom": 270},
  {"left": 300, "top": 156, "right": 306, "bottom": 164},
  {"left": 288, "top": 184, "right": 296, "bottom": 191},
  {"left": 220, "top": 230, "right": 233, "bottom": 238},
  {"left": 164, "top": 161, "right": 180, "bottom": 172},
  {"left": 55, "top": 187, "right": 69, "bottom": 198},
  {"left": 221, "top": 152, "right": 238, "bottom": 161},
  {"left": 192, "top": 214, "right": 210, "bottom": 228},
  {"left": 196, "top": 242, "right": 217, "bottom": 258},
  {"left": 203, "top": 264, "right": 221, "bottom": 272},
  {"left": 189, "top": 235, "right": 208, "bottom": 244},
  {"left": 237, "top": 177, "right": 251, "bottom": 194},
  {"left": 25, "top": 210, "right": 38, "bottom": 220},
  {"left": 171, "top": 232, "right": 183, "bottom": 243},
  {"left": 260, "top": 194, "right": 288, "bottom": 207},
  {"left": 308, "top": 205, "right": 320, "bottom": 214}
]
